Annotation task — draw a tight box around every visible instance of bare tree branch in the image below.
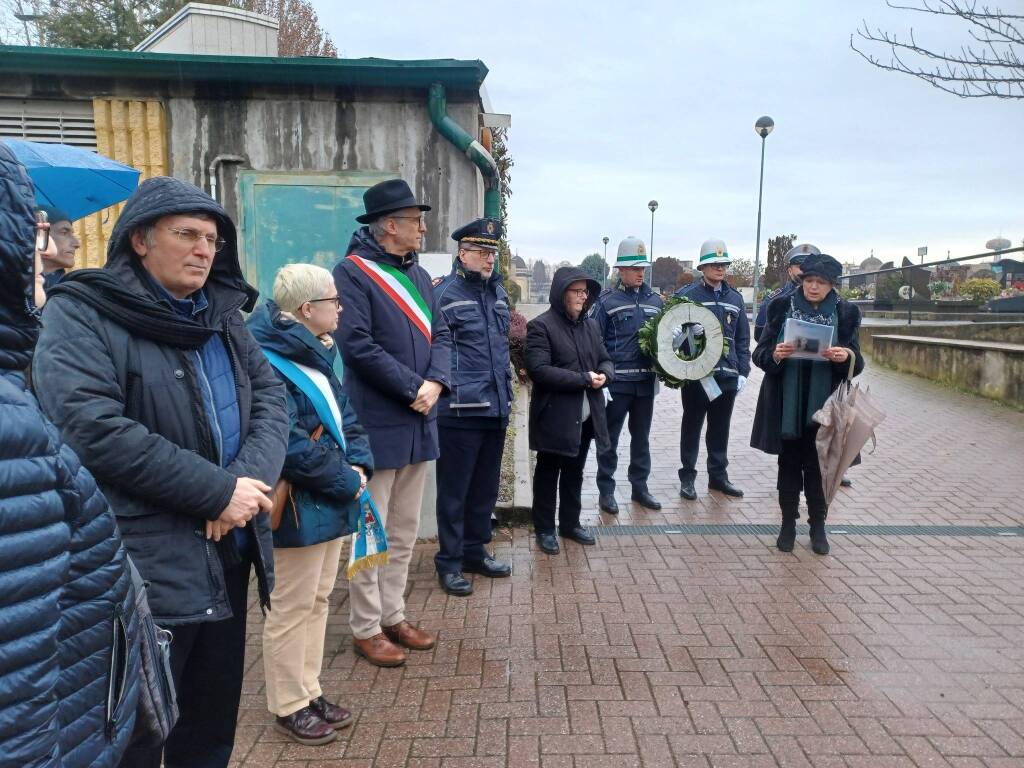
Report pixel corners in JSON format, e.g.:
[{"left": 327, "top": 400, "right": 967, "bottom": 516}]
[{"left": 852, "top": 1, "right": 1024, "bottom": 98}]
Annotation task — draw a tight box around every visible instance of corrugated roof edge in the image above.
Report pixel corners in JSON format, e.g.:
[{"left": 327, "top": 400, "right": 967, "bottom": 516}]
[{"left": 0, "top": 46, "right": 488, "bottom": 90}]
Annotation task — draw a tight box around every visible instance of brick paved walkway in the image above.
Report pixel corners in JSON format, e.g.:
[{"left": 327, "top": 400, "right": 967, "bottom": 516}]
[{"left": 233, "top": 365, "right": 1024, "bottom": 767}]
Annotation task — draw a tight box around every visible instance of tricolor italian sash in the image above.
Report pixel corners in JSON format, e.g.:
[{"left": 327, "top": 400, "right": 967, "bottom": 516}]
[{"left": 348, "top": 254, "right": 433, "bottom": 342}]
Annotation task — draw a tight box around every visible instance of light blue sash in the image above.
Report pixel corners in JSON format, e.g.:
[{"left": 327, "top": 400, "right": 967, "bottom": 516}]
[{"left": 262, "top": 348, "right": 346, "bottom": 450}]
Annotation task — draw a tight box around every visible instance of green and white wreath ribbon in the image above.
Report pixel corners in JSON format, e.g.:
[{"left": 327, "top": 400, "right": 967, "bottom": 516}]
[{"left": 638, "top": 297, "right": 730, "bottom": 391}]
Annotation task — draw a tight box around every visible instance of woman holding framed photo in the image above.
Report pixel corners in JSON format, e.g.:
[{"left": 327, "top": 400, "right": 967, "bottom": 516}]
[{"left": 750, "top": 254, "right": 864, "bottom": 555}]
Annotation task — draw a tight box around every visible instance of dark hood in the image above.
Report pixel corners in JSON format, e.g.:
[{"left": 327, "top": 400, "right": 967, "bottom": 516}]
[
  {"left": 549, "top": 266, "right": 601, "bottom": 321},
  {"left": 247, "top": 300, "right": 337, "bottom": 375},
  {"left": 347, "top": 225, "right": 419, "bottom": 270},
  {"left": 106, "top": 176, "right": 259, "bottom": 312},
  {"left": 0, "top": 142, "right": 40, "bottom": 373}
]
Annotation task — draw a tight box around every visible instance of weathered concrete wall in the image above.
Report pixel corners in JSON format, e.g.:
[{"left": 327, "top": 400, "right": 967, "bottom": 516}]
[
  {"left": 859, "top": 322, "right": 1024, "bottom": 355},
  {"left": 166, "top": 86, "right": 482, "bottom": 254},
  {"left": 872, "top": 335, "right": 1024, "bottom": 409},
  {"left": 0, "top": 74, "right": 484, "bottom": 255}
]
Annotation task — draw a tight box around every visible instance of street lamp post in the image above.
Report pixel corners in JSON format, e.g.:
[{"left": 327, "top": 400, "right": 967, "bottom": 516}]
[
  {"left": 648, "top": 200, "right": 658, "bottom": 286},
  {"left": 751, "top": 115, "right": 774, "bottom": 318},
  {"left": 602, "top": 236, "right": 609, "bottom": 263},
  {"left": 14, "top": 13, "right": 43, "bottom": 45}
]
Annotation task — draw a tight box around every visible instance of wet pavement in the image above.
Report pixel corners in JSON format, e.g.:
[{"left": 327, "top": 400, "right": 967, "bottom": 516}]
[{"left": 233, "top": 363, "right": 1024, "bottom": 767}]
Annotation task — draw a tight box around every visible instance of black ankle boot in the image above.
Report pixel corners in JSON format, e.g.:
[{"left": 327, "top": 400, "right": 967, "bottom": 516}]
[
  {"left": 776, "top": 518, "right": 796, "bottom": 552},
  {"left": 809, "top": 519, "right": 829, "bottom": 555},
  {"left": 776, "top": 491, "right": 799, "bottom": 552}
]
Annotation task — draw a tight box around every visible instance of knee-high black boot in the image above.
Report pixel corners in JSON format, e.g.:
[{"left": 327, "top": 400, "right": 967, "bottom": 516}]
[{"left": 776, "top": 491, "right": 800, "bottom": 552}]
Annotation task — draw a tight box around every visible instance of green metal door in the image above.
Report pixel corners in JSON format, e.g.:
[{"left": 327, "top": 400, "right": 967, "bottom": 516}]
[{"left": 238, "top": 170, "right": 395, "bottom": 302}]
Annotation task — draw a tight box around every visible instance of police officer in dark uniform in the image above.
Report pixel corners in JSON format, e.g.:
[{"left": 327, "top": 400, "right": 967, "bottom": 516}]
[
  {"left": 433, "top": 218, "right": 513, "bottom": 596},
  {"left": 591, "top": 236, "right": 663, "bottom": 513},
  {"left": 753, "top": 243, "right": 819, "bottom": 341},
  {"left": 675, "top": 238, "right": 750, "bottom": 500}
]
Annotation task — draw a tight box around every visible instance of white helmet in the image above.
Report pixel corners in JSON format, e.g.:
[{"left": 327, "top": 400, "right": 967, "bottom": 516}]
[
  {"left": 697, "top": 238, "right": 731, "bottom": 267},
  {"left": 614, "top": 236, "right": 651, "bottom": 267}
]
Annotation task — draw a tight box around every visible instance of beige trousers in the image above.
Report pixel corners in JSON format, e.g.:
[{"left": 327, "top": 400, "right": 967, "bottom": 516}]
[
  {"left": 262, "top": 537, "right": 344, "bottom": 717},
  {"left": 348, "top": 461, "right": 427, "bottom": 640}
]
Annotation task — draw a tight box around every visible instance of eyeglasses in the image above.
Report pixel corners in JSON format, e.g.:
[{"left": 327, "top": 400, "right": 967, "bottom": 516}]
[
  {"left": 308, "top": 296, "right": 341, "bottom": 308},
  {"left": 390, "top": 214, "right": 426, "bottom": 226},
  {"left": 461, "top": 246, "right": 496, "bottom": 257},
  {"left": 164, "top": 226, "right": 227, "bottom": 253},
  {"left": 566, "top": 288, "right": 589, "bottom": 297}
]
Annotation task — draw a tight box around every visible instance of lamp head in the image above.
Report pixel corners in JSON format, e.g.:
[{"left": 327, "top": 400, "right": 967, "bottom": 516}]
[
  {"left": 648, "top": 200, "right": 659, "bottom": 213},
  {"left": 754, "top": 115, "right": 774, "bottom": 138}
]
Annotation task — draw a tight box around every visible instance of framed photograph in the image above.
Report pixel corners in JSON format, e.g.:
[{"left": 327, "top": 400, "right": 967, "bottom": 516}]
[{"left": 783, "top": 318, "right": 834, "bottom": 360}]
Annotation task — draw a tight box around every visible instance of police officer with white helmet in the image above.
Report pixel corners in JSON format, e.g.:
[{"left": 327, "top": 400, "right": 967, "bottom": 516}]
[
  {"left": 591, "top": 236, "right": 664, "bottom": 513},
  {"left": 674, "top": 238, "right": 750, "bottom": 500}
]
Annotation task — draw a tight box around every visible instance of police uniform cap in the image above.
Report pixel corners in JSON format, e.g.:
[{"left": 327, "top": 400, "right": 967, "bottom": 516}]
[
  {"left": 784, "top": 243, "right": 820, "bottom": 266},
  {"left": 451, "top": 217, "right": 502, "bottom": 250}
]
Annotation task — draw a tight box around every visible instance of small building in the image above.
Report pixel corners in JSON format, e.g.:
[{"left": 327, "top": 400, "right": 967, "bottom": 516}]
[
  {"left": 0, "top": 2, "right": 505, "bottom": 302},
  {"left": 509, "top": 253, "right": 530, "bottom": 303}
]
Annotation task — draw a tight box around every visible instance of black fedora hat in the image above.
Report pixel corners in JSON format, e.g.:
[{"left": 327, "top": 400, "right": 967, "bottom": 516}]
[{"left": 356, "top": 179, "right": 431, "bottom": 224}]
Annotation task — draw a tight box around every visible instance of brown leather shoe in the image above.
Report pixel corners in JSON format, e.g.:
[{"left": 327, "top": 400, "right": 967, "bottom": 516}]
[
  {"left": 352, "top": 633, "right": 406, "bottom": 667},
  {"left": 382, "top": 620, "right": 436, "bottom": 651}
]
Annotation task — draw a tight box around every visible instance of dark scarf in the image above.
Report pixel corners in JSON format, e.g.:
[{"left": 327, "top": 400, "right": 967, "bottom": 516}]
[
  {"left": 780, "top": 289, "right": 839, "bottom": 439},
  {"left": 47, "top": 268, "right": 219, "bottom": 350}
]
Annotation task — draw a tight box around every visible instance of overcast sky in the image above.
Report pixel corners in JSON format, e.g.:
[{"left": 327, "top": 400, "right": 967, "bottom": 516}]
[{"left": 320, "top": 1, "right": 1021, "bottom": 267}]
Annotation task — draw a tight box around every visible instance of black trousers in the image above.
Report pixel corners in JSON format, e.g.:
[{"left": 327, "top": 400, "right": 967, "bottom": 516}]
[
  {"left": 678, "top": 383, "right": 737, "bottom": 483},
  {"left": 119, "top": 560, "right": 252, "bottom": 768},
  {"left": 777, "top": 427, "right": 828, "bottom": 523},
  {"left": 435, "top": 426, "right": 506, "bottom": 574},
  {"left": 532, "top": 419, "right": 594, "bottom": 535},
  {"left": 596, "top": 390, "right": 654, "bottom": 496}
]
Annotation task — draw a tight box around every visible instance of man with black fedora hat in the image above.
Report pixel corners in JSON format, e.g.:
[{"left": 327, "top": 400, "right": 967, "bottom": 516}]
[
  {"left": 333, "top": 178, "right": 451, "bottom": 666},
  {"left": 432, "top": 217, "right": 514, "bottom": 596}
]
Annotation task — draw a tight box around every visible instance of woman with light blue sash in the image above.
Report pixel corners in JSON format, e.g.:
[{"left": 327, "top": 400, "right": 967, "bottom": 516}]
[{"left": 247, "top": 264, "right": 374, "bottom": 746}]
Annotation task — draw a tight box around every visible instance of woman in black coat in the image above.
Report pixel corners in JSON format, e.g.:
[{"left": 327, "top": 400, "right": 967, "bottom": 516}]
[
  {"left": 526, "top": 266, "right": 614, "bottom": 555},
  {"left": 750, "top": 254, "right": 864, "bottom": 555}
]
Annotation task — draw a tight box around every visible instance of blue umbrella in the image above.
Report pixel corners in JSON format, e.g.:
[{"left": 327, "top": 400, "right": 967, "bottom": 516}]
[{"left": 2, "top": 139, "right": 141, "bottom": 222}]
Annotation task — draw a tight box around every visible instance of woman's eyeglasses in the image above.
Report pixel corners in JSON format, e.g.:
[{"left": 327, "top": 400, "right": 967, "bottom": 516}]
[
  {"left": 308, "top": 297, "right": 342, "bottom": 308},
  {"left": 566, "top": 288, "right": 589, "bottom": 297}
]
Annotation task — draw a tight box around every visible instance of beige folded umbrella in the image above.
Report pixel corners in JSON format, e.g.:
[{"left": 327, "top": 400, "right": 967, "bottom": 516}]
[{"left": 813, "top": 354, "right": 886, "bottom": 505}]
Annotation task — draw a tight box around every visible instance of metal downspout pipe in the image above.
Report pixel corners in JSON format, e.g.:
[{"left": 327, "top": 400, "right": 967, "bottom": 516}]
[
  {"left": 208, "top": 153, "right": 247, "bottom": 203},
  {"left": 427, "top": 82, "right": 500, "bottom": 220}
]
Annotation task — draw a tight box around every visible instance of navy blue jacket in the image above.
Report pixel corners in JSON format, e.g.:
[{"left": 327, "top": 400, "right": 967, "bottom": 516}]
[
  {"left": 591, "top": 282, "right": 663, "bottom": 396},
  {"left": 0, "top": 142, "right": 140, "bottom": 767},
  {"left": 675, "top": 278, "right": 751, "bottom": 387},
  {"left": 333, "top": 227, "right": 452, "bottom": 469},
  {"left": 43, "top": 268, "right": 65, "bottom": 293},
  {"left": 434, "top": 261, "right": 513, "bottom": 428},
  {"left": 248, "top": 302, "right": 374, "bottom": 548},
  {"left": 754, "top": 279, "right": 799, "bottom": 342},
  {"left": 33, "top": 177, "right": 288, "bottom": 625}
]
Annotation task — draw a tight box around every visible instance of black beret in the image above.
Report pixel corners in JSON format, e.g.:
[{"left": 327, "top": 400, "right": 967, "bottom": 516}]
[{"left": 800, "top": 253, "right": 843, "bottom": 284}]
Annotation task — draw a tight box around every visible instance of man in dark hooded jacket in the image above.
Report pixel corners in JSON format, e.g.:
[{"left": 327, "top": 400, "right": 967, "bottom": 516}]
[
  {"left": 0, "top": 142, "right": 141, "bottom": 766},
  {"left": 526, "top": 266, "right": 615, "bottom": 555},
  {"left": 32, "top": 177, "right": 288, "bottom": 768}
]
